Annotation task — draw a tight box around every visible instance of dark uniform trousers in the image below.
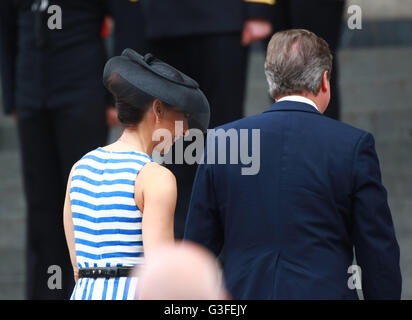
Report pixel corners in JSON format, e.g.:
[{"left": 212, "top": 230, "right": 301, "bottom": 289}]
[
  {"left": 1, "top": 0, "right": 110, "bottom": 299},
  {"left": 18, "top": 101, "right": 108, "bottom": 299}
]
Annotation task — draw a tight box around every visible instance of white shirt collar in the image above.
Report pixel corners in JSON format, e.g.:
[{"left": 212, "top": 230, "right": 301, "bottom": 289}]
[{"left": 276, "top": 95, "right": 319, "bottom": 112}]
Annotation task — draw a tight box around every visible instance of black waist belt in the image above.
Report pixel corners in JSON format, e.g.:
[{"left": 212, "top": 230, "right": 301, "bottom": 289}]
[{"left": 78, "top": 266, "right": 135, "bottom": 278}]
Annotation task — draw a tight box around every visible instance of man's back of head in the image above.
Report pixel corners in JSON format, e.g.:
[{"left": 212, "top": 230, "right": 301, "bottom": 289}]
[{"left": 265, "top": 29, "right": 333, "bottom": 113}]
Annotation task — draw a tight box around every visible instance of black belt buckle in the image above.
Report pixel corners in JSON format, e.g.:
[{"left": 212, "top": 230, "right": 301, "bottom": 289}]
[
  {"left": 106, "top": 267, "right": 118, "bottom": 278},
  {"left": 80, "top": 267, "right": 116, "bottom": 278},
  {"left": 79, "top": 266, "right": 134, "bottom": 278},
  {"left": 94, "top": 267, "right": 117, "bottom": 278}
]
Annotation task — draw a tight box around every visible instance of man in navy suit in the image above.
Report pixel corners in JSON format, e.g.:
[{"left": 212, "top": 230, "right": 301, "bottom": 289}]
[{"left": 184, "top": 29, "right": 402, "bottom": 299}]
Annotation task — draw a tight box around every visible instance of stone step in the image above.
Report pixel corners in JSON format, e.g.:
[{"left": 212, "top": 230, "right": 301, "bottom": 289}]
[
  {"left": 340, "top": 79, "right": 412, "bottom": 114},
  {"left": 0, "top": 116, "right": 19, "bottom": 151},
  {"left": 0, "top": 248, "right": 25, "bottom": 299},
  {"left": 0, "top": 215, "right": 26, "bottom": 250},
  {"left": 339, "top": 47, "right": 412, "bottom": 80},
  {"left": 0, "top": 248, "right": 25, "bottom": 278},
  {"left": 0, "top": 151, "right": 25, "bottom": 219},
  {"left": 376, "top": 140, "right": 412, "bottom": 173},
  {"left": 0, "top": 278, "right": 24, "bottom": 300},
  {"left": 345, "top": 0, "right": 412, "bottom": 20},
  {"left": 343, "top": 109, "right": 412, "bottom": 143},
  {"left": 383, "top": 173, "right": 412, "bottom": 199}
]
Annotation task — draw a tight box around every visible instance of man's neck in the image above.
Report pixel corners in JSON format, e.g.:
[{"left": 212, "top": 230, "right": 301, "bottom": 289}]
[{"left": 276, "top": 95, "right": 319, "bottom": 112}]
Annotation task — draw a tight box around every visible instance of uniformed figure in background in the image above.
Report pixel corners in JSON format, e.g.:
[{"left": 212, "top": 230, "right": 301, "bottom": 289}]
[
  {"left": 108, "top": 0, "right": 275, "bottom": 239},
  {"left": 270, "top": 0, "right": 346, "bottom": 120},
  {"left": 107, "top": 0, "right": 148, "bottom": 56},
  {"left": 0, "top": 0, "right": 111, "bottom": 299}
]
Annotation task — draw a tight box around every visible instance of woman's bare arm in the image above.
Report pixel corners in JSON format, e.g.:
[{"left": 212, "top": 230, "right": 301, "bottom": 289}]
[
  {"left": 135, "top": 162, "right": 177, "bottom": 261},
  {"left": 63, "top": 162, "right": 78, "bottom": 283}
]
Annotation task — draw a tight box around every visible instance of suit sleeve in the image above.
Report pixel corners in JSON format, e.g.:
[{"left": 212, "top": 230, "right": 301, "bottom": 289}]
[
  {"left": 183, "top": 133, "right": 224, "bottom": 257},
  {"left": 352, "top": 132, "right": 402, "bottom": 299},
  {"left": 243, "top": 0, "right": 276, "bottom": 21},
  {"left": 0, "top": 0, "right": 18, "bottom": 115}
]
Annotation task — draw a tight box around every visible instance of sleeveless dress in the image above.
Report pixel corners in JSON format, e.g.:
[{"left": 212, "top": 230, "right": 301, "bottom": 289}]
[{"left": 69, "top": 147, "right": 152, "bottom": 300}]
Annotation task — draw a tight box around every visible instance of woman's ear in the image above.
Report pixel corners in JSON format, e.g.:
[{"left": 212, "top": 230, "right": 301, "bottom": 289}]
[{"left": 152, "top": 99, "right": 163, "bottom": 123}]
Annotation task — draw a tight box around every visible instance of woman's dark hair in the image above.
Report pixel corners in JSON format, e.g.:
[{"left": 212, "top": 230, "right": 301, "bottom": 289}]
[{"left": 106, "top": 72, "right": 157, "bottom": 127}]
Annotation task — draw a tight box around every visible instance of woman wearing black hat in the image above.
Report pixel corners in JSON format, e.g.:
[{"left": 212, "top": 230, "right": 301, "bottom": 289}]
[{"left": 63, "top": 49, "right": 210, "bottom": 300}]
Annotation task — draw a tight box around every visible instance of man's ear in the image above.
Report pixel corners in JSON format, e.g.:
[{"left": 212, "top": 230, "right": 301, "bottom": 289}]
[{"left": 322, "top": 70, "right": 330, "bottom": 93}]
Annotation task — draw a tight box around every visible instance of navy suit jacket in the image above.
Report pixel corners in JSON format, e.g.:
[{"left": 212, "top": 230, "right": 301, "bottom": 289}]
[{"left": 184, "top": 100, "right": 402, "bottom": 299}]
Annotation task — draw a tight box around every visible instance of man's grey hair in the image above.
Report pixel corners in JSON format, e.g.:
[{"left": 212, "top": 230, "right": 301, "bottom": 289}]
[{"left": 264, "top": 29, "right": 333, "bottom": 100}]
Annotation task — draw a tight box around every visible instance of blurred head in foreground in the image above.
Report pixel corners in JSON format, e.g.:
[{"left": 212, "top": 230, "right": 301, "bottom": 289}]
[{"left": 134, "top": 241, "right": 229, "bottom": 300}]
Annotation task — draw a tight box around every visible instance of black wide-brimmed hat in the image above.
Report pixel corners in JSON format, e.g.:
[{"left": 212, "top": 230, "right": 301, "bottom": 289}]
[{"left": 103, "top": 48, "right": 210, "bottom": 132}]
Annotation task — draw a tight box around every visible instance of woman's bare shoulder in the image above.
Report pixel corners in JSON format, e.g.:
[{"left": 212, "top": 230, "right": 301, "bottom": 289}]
[
  {"left": 136, "top": 162, "right": 176, "bottom": 189},
  {"left": 134, "top": 162, "right": 177, "bottom": 212},
  {"left": 69, "top": 161, "right": 80, "bottom": 179}
]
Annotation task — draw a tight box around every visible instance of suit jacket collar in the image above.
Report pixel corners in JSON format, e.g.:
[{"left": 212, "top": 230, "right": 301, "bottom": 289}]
[{"left": 263, "top": 100, "right": 322, "bottom": 115}]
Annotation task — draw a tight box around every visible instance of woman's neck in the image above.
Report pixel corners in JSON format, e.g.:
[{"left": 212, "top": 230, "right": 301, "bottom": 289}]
[{"left": 116, "top": 126, "right": 155, "bottom": 156}]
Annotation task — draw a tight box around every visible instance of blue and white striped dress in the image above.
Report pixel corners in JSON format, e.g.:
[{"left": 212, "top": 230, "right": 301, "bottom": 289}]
[{"left": 69, "top": 147, "right": 152, "bottom": 300}]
